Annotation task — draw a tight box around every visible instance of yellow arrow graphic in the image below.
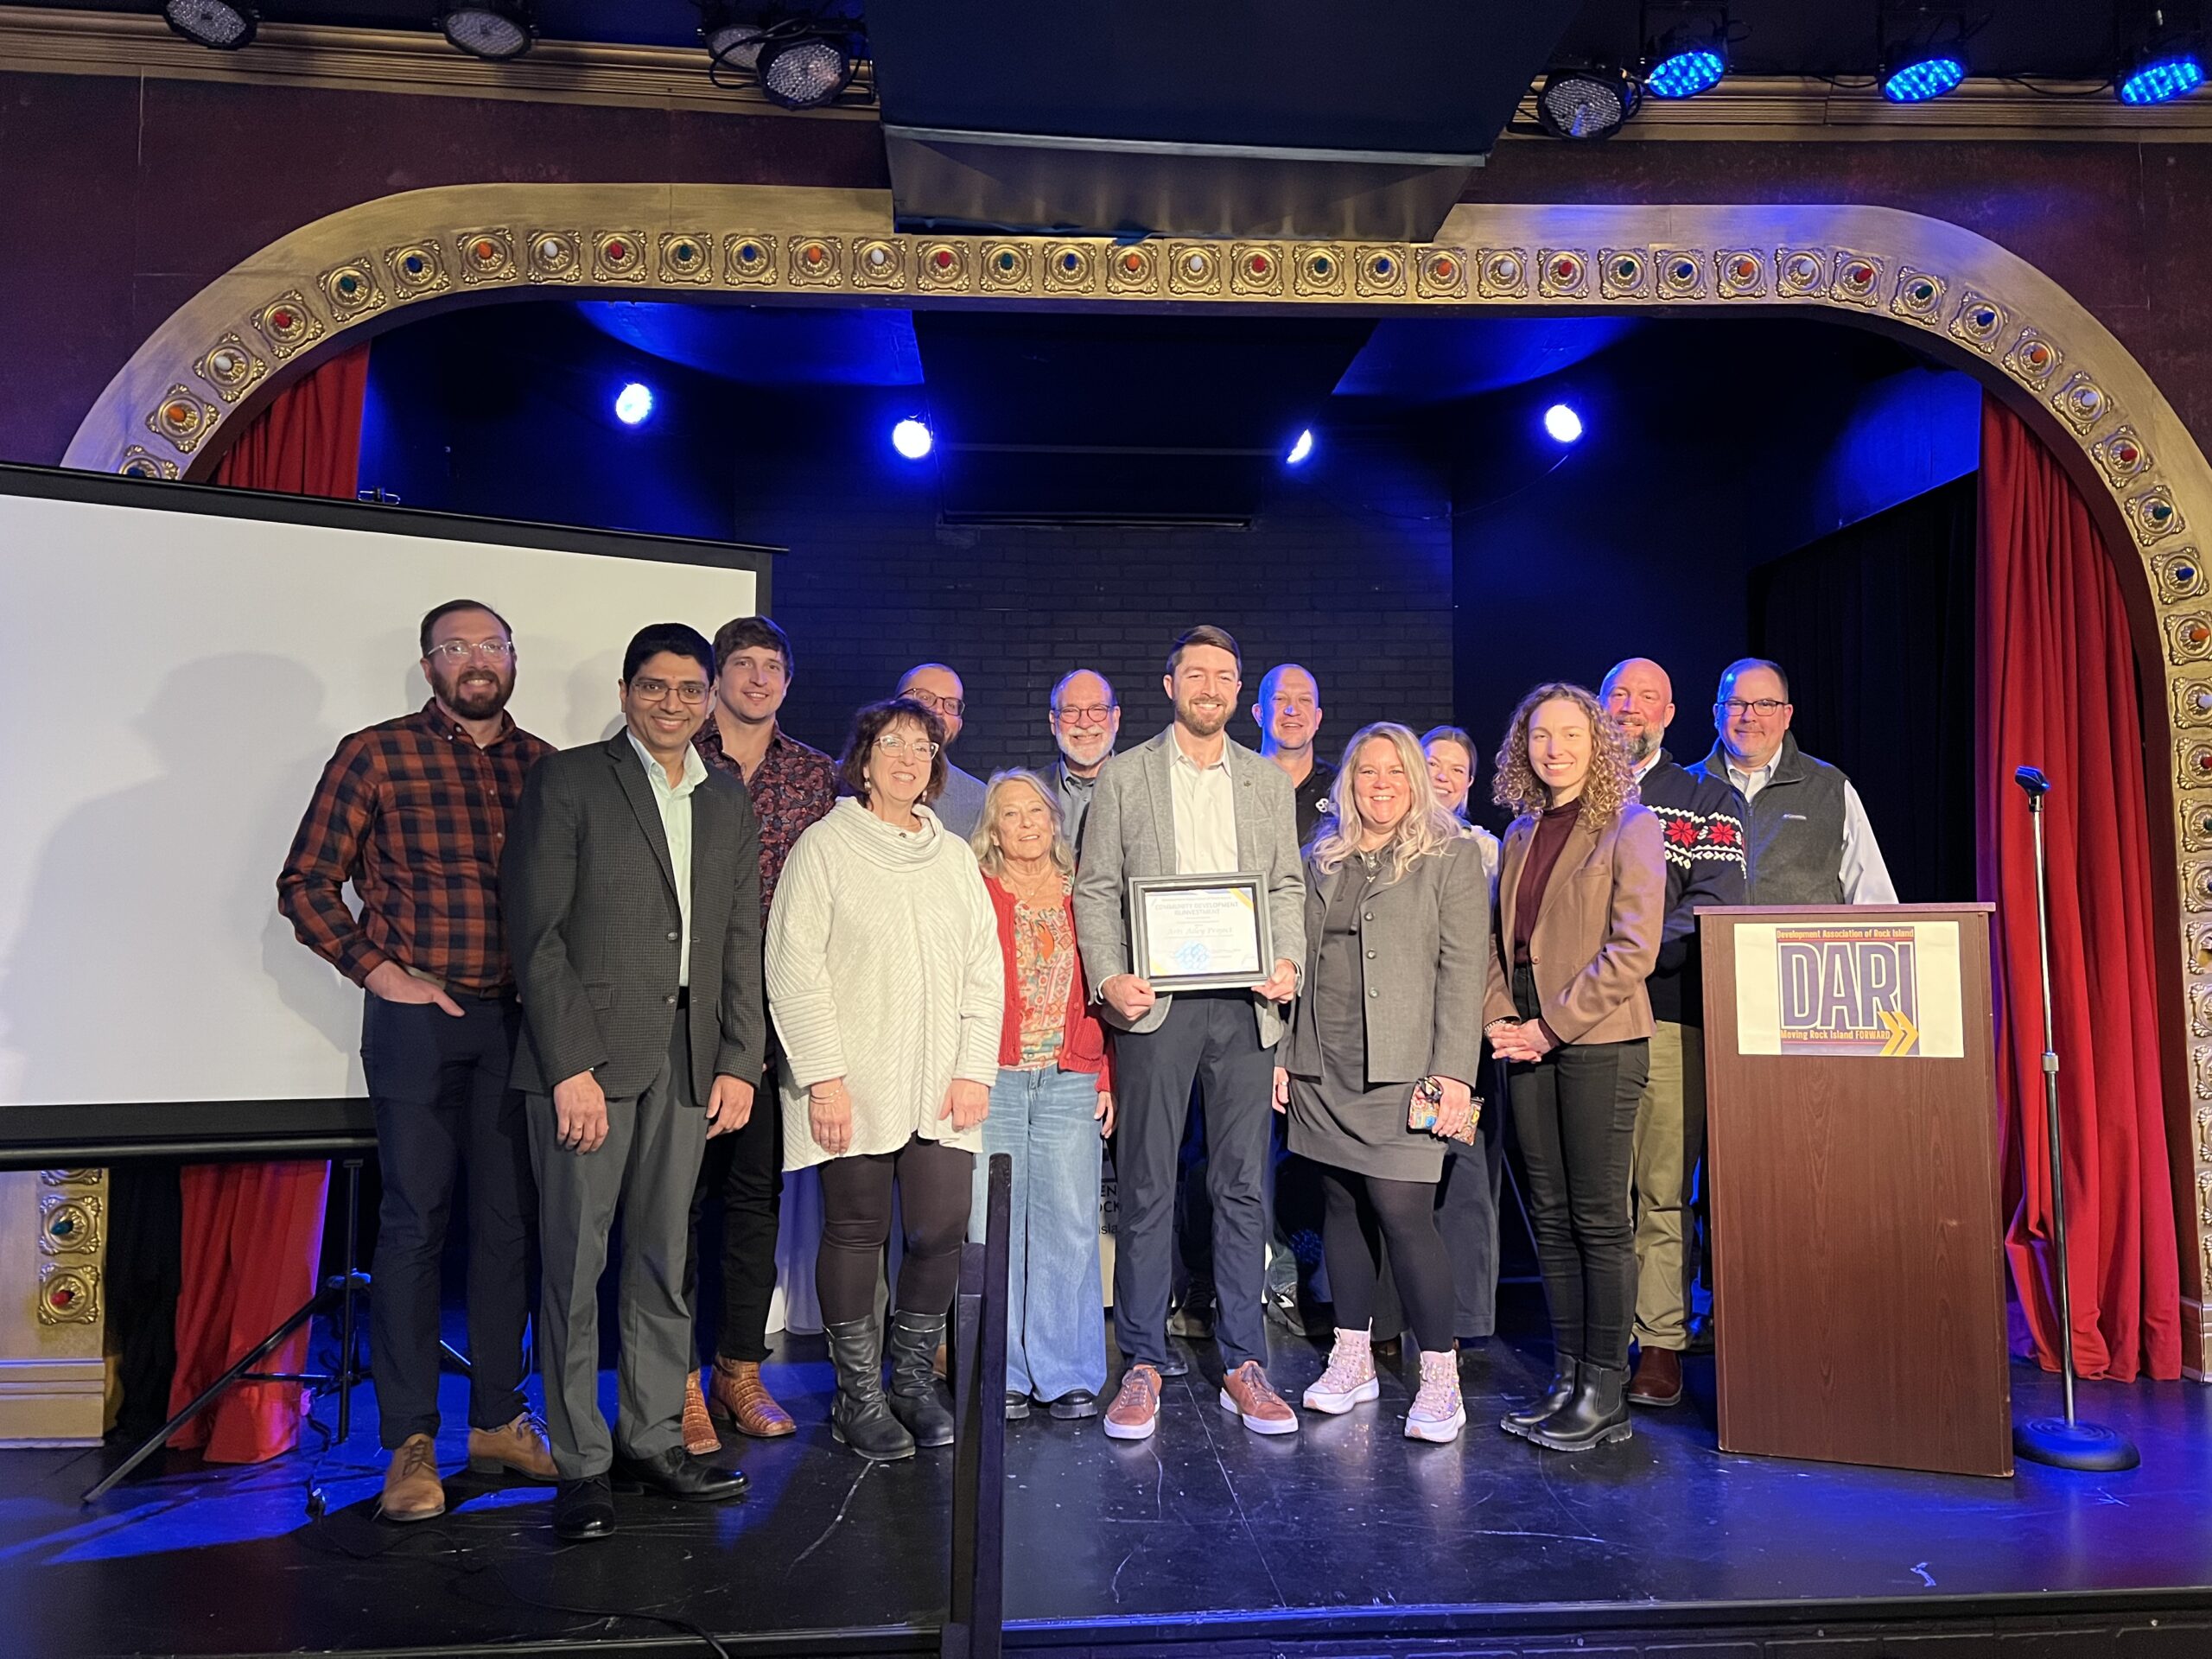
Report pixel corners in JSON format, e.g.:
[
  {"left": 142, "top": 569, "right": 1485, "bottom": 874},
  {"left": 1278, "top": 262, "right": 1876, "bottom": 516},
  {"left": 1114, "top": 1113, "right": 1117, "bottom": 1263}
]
[{"left": 1878, "top": 1007, "right": 1921, "bottom": 1058}]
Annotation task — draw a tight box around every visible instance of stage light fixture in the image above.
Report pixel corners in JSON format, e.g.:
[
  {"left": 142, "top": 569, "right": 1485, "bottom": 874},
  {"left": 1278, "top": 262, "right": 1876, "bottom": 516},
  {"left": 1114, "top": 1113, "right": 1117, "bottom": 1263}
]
[
  {"left": 614, "top": 383, "right": 655, "bottom": 426},
  {"left": 757, "top": 34, "right": 854, "bottom": 109},
  {"left": 1642, "top": 8, "right": 1728, "bottom": 100},
  {"left": 1535, "top": 66, "right": 1642, "bottom": 139},
  {"left": 698, "top": 2, "right": 768, "bottom": 71},
  {"left": 439, "top": 3, "right": 533, "bottom": 61},
  {"left": 2119, "top": 11, "right": 2206, "bottom": 105},
  {"left": 1286, "top": 429, "right": 1315, "bottom": 466},
  {"left": 1543, "top": 404, "right": 1584, "bottom": 444},
  {"left": 162, "top": 0, "right": 256, "bottom": 50},
  {"left": 1880, "top": 51, "right": 1966, "bottom": 102},
  {"left": 891, "top": 417, "right": 933, "bottom": 460}
]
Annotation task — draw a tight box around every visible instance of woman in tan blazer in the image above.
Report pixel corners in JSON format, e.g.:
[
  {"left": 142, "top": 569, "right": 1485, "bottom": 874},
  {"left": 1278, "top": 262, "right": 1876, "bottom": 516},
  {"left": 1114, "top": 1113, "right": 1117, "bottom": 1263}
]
[{"left": 1484, "top": 682, "right": 1664, "bottom": 1454}]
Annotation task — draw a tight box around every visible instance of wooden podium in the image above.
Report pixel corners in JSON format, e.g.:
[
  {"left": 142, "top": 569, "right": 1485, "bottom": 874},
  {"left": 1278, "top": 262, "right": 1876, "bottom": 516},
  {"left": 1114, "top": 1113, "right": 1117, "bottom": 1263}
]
[{"left": 1698, "top": 903, "right": 2012, "bottom": 1478}]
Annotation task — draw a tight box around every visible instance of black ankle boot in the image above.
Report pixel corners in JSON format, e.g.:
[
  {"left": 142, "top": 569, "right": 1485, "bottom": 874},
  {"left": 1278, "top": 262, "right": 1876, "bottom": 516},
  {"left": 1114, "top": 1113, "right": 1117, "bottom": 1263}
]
[
  {"left": 1529, "top": 1363, "right": 1633, "bottom": 1452},
  {"left": 824, "top": 1318, "right": 916, "bottom": 1462},
  {"left": 885, "top": 1310, "right": 957, "bottom": 1447},
  {"left": 1499, "top": 1357, "right": 1579, "bottom": 1440}
]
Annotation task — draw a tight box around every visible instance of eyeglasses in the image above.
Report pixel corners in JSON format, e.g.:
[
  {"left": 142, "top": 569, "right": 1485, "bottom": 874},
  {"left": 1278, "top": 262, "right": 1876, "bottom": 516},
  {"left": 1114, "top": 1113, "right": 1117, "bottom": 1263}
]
[
  {"left": 426, "top": 639, "right": 514, "bottom": 663},
  {"left": 1053, "top": 703, "right": 1117, "bottom": 725},
  {"left": 875, "top": 733, "right": 940, "bottom": 758},
  {"left": 1717, "top": 697, "right": 1789, "bottom": 717},
  {"left": 632, "top": 677, "right": 709, "bottom": 705},
  {"left": 905, "top": 690, "right": 965, "bottom": 716}
]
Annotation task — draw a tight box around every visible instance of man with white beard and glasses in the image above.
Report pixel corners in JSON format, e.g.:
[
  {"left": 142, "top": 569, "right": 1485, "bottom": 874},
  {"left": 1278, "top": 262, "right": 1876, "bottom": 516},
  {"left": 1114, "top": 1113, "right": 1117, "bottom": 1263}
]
[{"left": 1045, "top": 668, "right": 1121, "bottom": 855}]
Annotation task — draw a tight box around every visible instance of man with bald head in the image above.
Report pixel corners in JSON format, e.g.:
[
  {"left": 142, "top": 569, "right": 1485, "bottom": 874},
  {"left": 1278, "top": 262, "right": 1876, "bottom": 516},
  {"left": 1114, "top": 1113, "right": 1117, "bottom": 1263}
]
[
  {"left": 1253, "top": 664, "right": 1332, "bottom": 842},
  {"left": 1046, "top": 668, "right": 1121, "bottom": 854},
  {"left": 1599, "top": 656, "right": 1746, "bottom": 1409},
  {"left": 896, "top": 663, "right": 987, "bottom": 838}
]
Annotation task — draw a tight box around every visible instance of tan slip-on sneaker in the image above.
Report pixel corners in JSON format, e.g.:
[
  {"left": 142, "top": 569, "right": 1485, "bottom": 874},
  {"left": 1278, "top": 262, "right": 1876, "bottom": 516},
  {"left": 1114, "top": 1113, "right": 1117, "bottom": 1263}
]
[
  {"left": 466, "top": 1411, "right": 559, "bottom": 1481},
  {"left": 1103, "top": 1363, "right": 1163, "bottom": 1441},
  {"left": 1219, "top": 1360, "right": 1299, "bottom": 1436},
  {"left": 379, "top": 1433, "right": 447, "bottom": 1522}
]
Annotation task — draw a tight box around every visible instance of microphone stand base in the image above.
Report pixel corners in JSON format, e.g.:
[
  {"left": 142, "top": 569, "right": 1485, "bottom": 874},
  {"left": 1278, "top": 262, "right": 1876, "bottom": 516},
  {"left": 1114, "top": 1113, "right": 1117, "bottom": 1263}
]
[{"left": 2014, "top": 1415, "right": 2139, "bottom": 1471}]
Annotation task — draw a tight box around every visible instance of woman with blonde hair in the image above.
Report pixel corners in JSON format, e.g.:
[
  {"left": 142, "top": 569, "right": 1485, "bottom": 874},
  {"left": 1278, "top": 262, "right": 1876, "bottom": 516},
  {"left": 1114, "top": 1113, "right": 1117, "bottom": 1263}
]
[
  {"left": 968, "top": 770, "right": 1116, "bottom": 1422},
  {"left": 1272, "top": 722, "right": 1490, "bottom": 1442},
  {"left": 1484, "top": 683, "right": 1664, "bottom": 1454}
]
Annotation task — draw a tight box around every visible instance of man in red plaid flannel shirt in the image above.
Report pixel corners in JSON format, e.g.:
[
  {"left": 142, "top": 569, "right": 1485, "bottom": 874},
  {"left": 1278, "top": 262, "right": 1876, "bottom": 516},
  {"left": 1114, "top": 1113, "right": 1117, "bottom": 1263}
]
[{"left": 278, "top": 599, "right": 559, "bottom": 1523}]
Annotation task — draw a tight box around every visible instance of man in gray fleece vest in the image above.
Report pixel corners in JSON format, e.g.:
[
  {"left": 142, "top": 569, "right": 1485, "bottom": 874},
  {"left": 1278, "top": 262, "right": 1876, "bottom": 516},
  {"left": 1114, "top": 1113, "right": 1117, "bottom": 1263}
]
[{"left": 1688, "top": 658, "right": 1897, "bottom": 906}]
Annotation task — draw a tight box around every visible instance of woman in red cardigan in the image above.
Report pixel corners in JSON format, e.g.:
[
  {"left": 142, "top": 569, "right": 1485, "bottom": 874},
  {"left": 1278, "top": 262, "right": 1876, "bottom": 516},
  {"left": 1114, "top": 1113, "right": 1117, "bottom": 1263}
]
[{"left": 969, "top": 770, "right": 1116, "bottom": 1421}]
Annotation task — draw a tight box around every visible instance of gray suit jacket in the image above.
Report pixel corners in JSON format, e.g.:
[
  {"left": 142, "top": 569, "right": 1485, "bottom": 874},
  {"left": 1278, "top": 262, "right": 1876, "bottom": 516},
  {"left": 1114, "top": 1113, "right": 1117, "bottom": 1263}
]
[
  {"left": 504, "top": 732, "right": 766, "bottom": 1103},
  {"left": 1278, "top": 837, "right": 1490, "bottom": 1087},
  {"left": 1071, "top": 726, "right": 1305, "bottom": 1045}
]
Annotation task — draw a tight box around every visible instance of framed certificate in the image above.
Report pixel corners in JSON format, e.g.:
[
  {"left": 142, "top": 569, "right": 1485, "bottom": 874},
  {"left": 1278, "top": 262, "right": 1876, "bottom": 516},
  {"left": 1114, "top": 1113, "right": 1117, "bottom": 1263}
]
[{"left": 1128, "top": 873, "right": 1272, "bottom": 992}]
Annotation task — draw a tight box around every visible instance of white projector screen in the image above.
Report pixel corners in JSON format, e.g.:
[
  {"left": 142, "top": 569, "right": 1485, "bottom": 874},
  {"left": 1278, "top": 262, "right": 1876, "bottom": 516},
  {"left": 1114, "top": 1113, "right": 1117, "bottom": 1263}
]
[{"left": 0, "top": 470, "right": 769, "bottom": 1111}]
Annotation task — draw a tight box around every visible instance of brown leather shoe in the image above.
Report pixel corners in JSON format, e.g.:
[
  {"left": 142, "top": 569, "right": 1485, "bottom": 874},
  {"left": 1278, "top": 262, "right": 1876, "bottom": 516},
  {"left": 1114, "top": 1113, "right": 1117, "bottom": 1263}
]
[
  {"left": 1218, "top": 1360, "right": 1299, "bottom": 1436},
  {"left": 1103, "top": 1363, "right": 1162, "bottom": 1441},
  {"left": 379, "top": 1433, "right": 446, "bottom": 1522},
  {"left": 681, "top": 1372, "right": 721, "bottom": 1457},
  {"left": 708, "top": 1357, "right": 796, "bottom": 1440},
  {"left": 467, "top": 1411, "right": 560, "bottom": 1480},
  {"left": 1627, "top": 1346, "right": 1685, "bottom": 1408}
]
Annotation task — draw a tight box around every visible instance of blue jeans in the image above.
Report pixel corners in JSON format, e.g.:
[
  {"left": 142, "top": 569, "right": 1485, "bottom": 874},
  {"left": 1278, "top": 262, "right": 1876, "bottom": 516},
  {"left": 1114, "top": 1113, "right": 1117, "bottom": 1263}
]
[{"left": 969, "top": 1065, "right": 1107, "bottom": 1402}]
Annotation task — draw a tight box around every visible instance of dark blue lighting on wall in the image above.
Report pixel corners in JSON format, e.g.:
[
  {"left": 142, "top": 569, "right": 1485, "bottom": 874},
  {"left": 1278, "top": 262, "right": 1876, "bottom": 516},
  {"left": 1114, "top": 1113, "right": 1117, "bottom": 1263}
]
[
  {"left": 2119, "top": 53, "right": 2206, "bottom": 105},
  {"left": 1645, "top": 47, "right": 1724, "bottom": 99},
  {"left": 1882, "top": 54, "right": 1965, "bottom": 102},
  {"left": 613, "top": 382, "right": 654, "bottom": 424}
]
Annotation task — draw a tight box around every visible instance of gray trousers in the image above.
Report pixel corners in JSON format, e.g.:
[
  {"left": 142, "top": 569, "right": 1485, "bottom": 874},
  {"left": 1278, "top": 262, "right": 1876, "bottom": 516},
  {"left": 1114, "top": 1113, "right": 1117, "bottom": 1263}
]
[{"left": 528, "top": 1011, "right": 708, "bottom": 1480}]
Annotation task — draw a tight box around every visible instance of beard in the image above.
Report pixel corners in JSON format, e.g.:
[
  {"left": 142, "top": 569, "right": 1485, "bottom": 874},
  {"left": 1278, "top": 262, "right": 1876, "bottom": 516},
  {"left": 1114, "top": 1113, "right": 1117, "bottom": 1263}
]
[
  {"left": 1626, "top": 724, "right": 1662, "bottom": 764},
  {"left": 433, "top": 661, "right": 513, "bottom": 721},
  {"left": 1175, "top": 696, "right": 1231, "bottom": 738}
]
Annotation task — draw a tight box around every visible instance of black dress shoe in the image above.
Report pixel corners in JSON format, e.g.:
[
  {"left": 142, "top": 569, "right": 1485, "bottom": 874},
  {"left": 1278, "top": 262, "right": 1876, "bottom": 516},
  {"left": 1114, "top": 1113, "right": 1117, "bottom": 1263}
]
[
  {"left": 1154, "top": 1350, "right": 1191, "bottom": 1379},
  {"left": 553, "top": 1475, "right": 615, "bottom": 1541},
  {"left": 1004, "top": 1391, "right": 1033, "bottom": 1421},
  {"left": 610, "top": 1446, "right": 748, "bottom": 1502},
  {"left": 1046, "top": 1389, "right": 1099, "bottom": 1421}
]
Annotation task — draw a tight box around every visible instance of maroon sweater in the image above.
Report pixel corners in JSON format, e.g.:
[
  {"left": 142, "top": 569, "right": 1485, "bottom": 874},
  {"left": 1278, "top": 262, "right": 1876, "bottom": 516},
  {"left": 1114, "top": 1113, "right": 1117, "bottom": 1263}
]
[{"left": 1511, "top": 797, "right": 1583, "bottom": 967}]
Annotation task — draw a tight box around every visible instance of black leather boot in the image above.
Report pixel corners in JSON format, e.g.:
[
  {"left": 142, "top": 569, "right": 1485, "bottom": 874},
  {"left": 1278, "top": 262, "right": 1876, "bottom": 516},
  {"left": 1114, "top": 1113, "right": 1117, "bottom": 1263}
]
[
  {"left": 824, "top": 1317, "right": 916, "bottom": 1462},
  {"left": 1529, "top": 1363, "right": 1633, "bottom": 1452},
  {"left": 886, "top": 1310, "right": 957, "bottom": 1447},
  {"left": 1499, "top": 1356, "right": 1578, "bottom": 1440}
]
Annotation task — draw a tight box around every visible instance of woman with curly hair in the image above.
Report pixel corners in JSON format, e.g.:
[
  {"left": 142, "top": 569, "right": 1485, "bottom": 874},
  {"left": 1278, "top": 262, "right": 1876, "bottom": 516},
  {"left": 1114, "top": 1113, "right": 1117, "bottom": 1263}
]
[{"left": 1484, "top": 683, "right": 1664, "bottom": 1453}]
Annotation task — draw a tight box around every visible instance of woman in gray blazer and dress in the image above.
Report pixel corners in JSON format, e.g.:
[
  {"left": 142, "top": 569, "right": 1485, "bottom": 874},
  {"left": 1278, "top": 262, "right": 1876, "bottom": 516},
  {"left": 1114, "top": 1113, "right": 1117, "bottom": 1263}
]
[
  {"left": 1272, "top": 722, "right": 1491, "bottom": 1443},
  {"left": 1484, "top": 683, "right": 1664, "bottom": 1455}
]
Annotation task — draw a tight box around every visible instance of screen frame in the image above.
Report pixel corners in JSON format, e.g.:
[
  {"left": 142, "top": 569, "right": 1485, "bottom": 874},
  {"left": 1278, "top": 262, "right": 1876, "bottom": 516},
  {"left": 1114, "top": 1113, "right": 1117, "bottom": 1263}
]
[{"left": 0, "top": 461, "right": 780, "bottom": 1165}]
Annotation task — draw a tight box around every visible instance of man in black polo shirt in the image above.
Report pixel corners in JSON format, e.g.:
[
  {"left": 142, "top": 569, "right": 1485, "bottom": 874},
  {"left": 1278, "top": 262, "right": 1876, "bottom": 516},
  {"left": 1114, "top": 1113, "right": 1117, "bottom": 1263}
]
[{"left": 1254, "top": 664, "right": 1334, "bottom": 843}]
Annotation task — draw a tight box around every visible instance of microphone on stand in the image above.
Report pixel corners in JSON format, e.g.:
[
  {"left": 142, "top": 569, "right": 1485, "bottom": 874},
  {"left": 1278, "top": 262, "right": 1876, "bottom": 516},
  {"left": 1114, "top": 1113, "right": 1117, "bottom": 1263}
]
[{"left": 2008, "top": 760, "right": 2138, "bottom": 1471}]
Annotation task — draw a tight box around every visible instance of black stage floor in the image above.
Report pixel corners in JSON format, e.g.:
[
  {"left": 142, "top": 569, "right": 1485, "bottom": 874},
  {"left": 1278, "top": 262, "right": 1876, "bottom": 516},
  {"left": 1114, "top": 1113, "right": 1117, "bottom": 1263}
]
[{"left": 6, "top": 1297, "right": 2212, "bottom": 1658}]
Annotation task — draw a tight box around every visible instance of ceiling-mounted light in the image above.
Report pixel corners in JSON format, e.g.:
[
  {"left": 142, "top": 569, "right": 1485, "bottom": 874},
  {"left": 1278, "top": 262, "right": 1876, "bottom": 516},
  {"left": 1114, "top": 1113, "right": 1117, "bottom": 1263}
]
[
  {"left": 162, "top": 0, "right": 256, "bottom": 50},
  {"left": 2119, "top": 10, "right": 2206, "bottom": 105},
  {"left": 698, "top": 2, "right": 768, "bottom": 71},
  {"left": 1880, "top": 50, "right": 1966, "bottom": 102},
  {"left": 757, "top": 32, "right": 854, "bottom": 108},
  {"left": 439, "top": 3, "right": 533, "bottom": 61},
  {"left": 1535, "top": 66, "right": 1643, "bottom": 139},
  {"left": 1641, "top": 4, "right": 1728, "bottom": 100},
  {"left": 1878, "top": 6, "right": 1969, "bottom": 103}
]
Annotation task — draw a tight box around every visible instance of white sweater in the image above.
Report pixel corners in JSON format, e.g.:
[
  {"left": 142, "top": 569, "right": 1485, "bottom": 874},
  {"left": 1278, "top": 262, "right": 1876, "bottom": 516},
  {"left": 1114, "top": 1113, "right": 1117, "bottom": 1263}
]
[{"left": 767, "top": 798, "right": 1004, "bottom": 1172}]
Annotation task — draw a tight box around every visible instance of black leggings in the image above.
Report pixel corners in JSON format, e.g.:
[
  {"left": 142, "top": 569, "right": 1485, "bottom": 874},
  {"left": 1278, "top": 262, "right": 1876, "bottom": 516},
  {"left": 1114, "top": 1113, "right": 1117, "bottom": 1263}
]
[
  {"left": 816, "top": 1134, "right": 975, "bottom": 1325},
  {"left": 1319, "top": 1165, "right": 1458, "bottom": 1355}
]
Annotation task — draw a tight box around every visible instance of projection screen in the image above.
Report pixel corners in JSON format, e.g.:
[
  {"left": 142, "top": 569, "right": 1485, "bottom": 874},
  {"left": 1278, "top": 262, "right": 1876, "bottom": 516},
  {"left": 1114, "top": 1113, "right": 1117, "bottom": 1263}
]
[{"left": 0, "top": 466, "right": 772, "bottom": 1141}]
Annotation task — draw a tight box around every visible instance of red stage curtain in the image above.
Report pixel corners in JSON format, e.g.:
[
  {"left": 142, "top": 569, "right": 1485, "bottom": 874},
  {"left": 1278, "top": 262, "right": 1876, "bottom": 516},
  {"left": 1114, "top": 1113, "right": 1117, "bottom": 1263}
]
[
  {"left": 167, "top": 346, "right": 369, "bottom": 1462},
  {"left": 1977, "top": 397, "right": 2182, "bottom": 1382}
]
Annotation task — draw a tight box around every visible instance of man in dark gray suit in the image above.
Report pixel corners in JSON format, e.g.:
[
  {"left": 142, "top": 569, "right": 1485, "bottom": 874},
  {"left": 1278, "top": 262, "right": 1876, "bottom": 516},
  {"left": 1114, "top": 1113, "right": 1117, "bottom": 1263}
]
[
  {"left": 505, "top": 623, "right": 766, "bottom": 1541},
  {"left": 1073, "top": 625, "right": 1306, "bottom": 1441}
]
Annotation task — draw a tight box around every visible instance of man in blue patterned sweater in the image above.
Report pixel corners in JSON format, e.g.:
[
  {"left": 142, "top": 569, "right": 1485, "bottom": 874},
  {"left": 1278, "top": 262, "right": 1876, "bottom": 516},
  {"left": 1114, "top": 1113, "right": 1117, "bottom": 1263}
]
[{"left": 1600, "top": 658, "right": 1747, "bottom": 1408}]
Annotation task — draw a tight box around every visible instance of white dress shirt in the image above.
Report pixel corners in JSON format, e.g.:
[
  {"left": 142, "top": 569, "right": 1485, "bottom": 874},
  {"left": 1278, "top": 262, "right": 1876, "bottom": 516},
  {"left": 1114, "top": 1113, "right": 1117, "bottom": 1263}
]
[
  {"left": 627, "top": 729, "right": 709, "bottom": 985},
  {"left": 1726, "top": 753, "right": 1898, "bottom": 905},
  {"left": 1169, "top": 737, "right": 1238, "bottom": 874}
]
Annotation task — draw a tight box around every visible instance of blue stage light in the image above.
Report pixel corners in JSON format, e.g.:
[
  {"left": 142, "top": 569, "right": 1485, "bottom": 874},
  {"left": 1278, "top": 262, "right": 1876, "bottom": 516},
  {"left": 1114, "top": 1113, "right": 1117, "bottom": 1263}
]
[
  {"left": 892, "top": 416, "right": 933, "bottom": 460},
  {"left": 1543, "top": 404, "right": 1584, "bottom": 445},
  {"left": 1286, "top": 429, "right": 1315, "bottom": 466},
  {"left": 613, "top": 382, "right": 654, "bottom": 425},
  {"left": 1882, "top": 54, "right": 1965, "bottom": 102},
  {"left": 2120, "top": 53, "right": 2206, "bottom": 105},
  {"left": 1645, "top": 44, "right": 1724, "bottom": 99}
]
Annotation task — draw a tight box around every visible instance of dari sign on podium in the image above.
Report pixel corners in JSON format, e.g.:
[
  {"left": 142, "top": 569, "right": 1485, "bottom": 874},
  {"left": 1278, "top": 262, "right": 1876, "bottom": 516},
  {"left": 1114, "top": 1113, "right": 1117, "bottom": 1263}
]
[{"left": 1732, "top": 919, "right": 1967, "bottom": 1059}]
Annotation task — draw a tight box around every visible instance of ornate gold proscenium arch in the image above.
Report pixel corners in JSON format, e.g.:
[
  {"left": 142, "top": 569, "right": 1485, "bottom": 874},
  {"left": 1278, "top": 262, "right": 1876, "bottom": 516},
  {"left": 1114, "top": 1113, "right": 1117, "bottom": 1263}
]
[{"left": 61, "top": 183, "right": 2212, "bottom": 1377}]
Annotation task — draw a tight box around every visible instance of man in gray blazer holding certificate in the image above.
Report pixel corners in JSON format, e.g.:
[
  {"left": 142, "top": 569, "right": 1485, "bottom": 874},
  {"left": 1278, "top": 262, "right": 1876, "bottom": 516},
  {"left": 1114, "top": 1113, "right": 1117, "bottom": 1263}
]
[{"left": 1073, "top": 625, "right": 1306, "bottom": 1440}]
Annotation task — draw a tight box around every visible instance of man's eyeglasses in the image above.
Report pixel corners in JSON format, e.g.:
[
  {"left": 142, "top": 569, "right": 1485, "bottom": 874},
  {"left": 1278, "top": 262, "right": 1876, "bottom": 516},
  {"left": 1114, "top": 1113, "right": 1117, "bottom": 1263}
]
[
  {"left": 905, "top": 690, "right": 965, "bottom": 716},
  {"left": 876, "top": 733, "right": 940, "bottom": 759},
  {"left": 1717, "top": 698, "right": 1789, "bottom": 717},
  {"left": 632, "top": 677, "right": 709, "bottom": 705},
  {"left": 426, "top": 639, "right": 514, "bottom": 663},
  {"left": 1053, "top": 703, "right": 1117, "bottom": 726}
]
